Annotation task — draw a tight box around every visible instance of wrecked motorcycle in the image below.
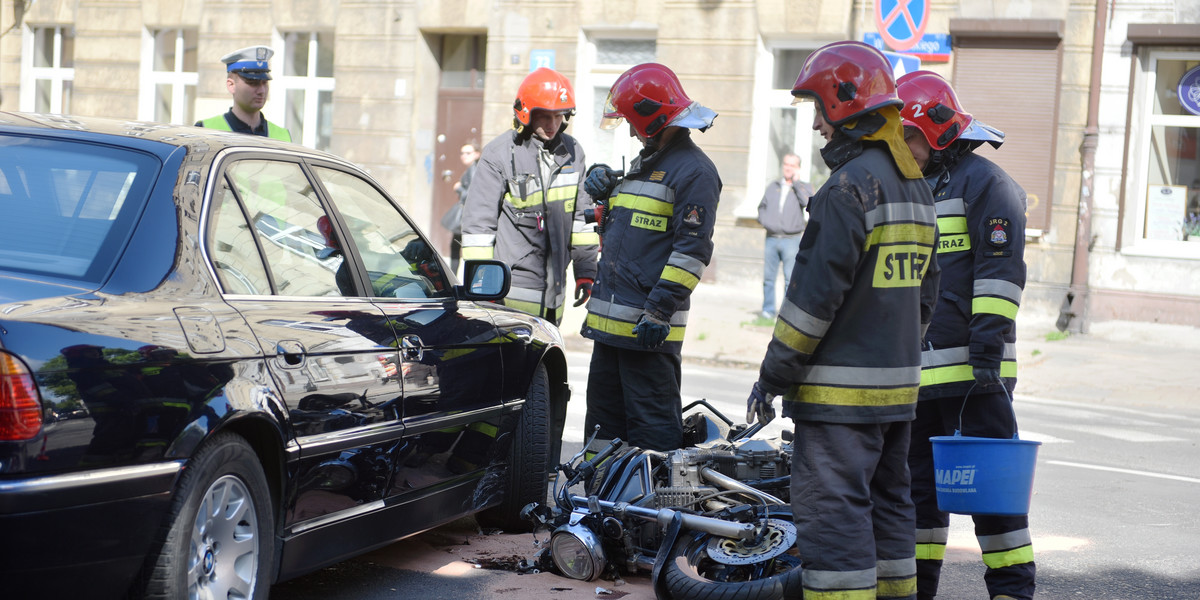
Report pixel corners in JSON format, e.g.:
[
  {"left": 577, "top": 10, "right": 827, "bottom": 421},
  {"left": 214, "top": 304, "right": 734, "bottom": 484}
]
[{"left": 522, "top": 400, "right": 803, "bottom": 600}]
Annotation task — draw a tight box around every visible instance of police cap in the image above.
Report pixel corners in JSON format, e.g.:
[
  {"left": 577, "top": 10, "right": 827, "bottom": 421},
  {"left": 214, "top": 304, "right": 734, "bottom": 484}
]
[{"left": 222, "top": 46, "right": 273, "bottom": 81}]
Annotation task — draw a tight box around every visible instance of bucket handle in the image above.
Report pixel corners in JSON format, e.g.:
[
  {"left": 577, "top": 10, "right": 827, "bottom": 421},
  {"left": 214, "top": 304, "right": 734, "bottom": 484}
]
[{"left": 954, "top": 382, "right": 1020, "bottom": 440}]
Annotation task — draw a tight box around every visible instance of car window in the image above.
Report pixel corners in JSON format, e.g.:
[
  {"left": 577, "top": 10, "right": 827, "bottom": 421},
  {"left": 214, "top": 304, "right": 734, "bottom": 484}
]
[
  {"left": 226, "top": 159, "right": 349, "bottom": 297},
  {"left": 0, "top": 135, "right": 156, "bottom": 283},
  {"left": 312, "top": 166, "right": 450, "bottom": 299},
  {"left": 208, "top": 181, "right": 272, "bottom": 295}
]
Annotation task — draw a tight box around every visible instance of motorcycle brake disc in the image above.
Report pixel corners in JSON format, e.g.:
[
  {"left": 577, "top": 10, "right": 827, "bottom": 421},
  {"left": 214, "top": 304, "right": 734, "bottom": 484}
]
[{"left": 705, "top": 518, "right": 798, "bottom": 566}]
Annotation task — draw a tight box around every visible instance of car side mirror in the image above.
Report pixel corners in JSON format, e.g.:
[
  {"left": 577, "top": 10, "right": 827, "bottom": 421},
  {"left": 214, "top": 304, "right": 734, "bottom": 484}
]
[{"left": 458, "top": 259, "right": 510, "bottom": 301}]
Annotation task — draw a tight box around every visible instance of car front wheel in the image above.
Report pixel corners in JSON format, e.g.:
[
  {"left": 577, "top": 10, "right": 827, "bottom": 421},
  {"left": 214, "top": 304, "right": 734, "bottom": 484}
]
[
  {"left": 142, "top": 433, "right": 274, "bottom": 600},
  {"left": 476, "top": 362, "right": 550, "bottom": 532}
]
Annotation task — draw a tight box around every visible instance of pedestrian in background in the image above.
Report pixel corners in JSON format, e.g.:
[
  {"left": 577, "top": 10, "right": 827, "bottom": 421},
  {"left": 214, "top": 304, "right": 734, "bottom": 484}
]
[
  {"left": 745, "top": 41, "right": 940, "bottom": 600},
  {"left": 441, "top": 139, "right": 479, "bottom": 274},
  {"left": 756, "top": 152, "right": 813, "bottom": 320},
  {"left": 898, "top": 70, "right": 1035, "bottom": 600},
  {"left": 196, "top": 46, "right": 291, "bottom": 141},
  {"left": 461, "top": 67, "right": 598, "bottom": 327},
  {"left": 580, "top": 63, "right": 721, "bottom": 453}
]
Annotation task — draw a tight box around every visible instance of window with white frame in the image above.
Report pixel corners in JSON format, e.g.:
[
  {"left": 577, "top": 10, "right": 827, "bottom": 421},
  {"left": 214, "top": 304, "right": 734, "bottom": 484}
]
[
  {"left": 20, "top": 26, "right": 75, "bottom": 114},
  {"left": 574, "top": 34, "right": 656, "bottom": 171},
  {"left": 138, "top": 28, "right": 198, "bottom": 125},
  {"left": 271, "top": 31, "right": 335, "bottom": 151},
  {"left": 1131, "top": 50, "right": 1200, "bottom": 246},
  {"left": 746, "top": 46, "right": 824, "bottom": 214}
]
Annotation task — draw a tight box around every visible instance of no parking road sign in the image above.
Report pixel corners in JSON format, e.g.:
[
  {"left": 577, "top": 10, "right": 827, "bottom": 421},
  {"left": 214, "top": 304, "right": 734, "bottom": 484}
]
[{"left": 875, "top": 0, "right": 929, "bottom": 52}]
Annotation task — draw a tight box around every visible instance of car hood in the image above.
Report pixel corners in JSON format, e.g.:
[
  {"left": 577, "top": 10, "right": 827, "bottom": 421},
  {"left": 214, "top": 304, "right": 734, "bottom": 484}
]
[{"left": 0, "top": 273, "right": 97, "bottom": 304}]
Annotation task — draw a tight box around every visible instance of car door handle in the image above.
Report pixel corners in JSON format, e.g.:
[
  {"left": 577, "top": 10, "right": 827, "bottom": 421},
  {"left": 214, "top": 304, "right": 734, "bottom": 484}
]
[
  {"left": 276, "top": 339, "right": 306, "bottom": 367},
  {"left": 400, "top": 335, "right": 423, "bottom": 361}
]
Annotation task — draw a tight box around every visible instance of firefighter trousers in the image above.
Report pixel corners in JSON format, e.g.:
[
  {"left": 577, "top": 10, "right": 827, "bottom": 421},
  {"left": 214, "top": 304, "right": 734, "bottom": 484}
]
[
  {"left": 790, "top": 419, "right": 917, "bottom": 599},
  {"left": 909, "top": 389, "right": 1036, "bottom": 599},
  {"left": 583, "top": 342, "right": 683, "bottom": 452}
]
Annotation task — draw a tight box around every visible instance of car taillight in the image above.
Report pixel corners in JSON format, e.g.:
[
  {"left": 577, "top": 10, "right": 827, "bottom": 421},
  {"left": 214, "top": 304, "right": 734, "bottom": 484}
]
[{"left": 0, "top": 351, "right": 42, "bottom": 441}]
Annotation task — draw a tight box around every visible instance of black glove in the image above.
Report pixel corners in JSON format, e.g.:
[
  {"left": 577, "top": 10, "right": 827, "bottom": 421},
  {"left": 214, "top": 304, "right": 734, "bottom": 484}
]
[
  {"left": 574, "top": 278, "right": 593, "bottom": 307},
  {"left": 584, "top": 164, "right": 619, "bottom": 199},
  {"left": 631, "top": 311, "right": 670, "bottom": 349},
  {"left": 746, "top": 381, "right": 777, "bottom": 426},
  {"left": 973, "top": 366, "right": 1002, "bottom": 387}
]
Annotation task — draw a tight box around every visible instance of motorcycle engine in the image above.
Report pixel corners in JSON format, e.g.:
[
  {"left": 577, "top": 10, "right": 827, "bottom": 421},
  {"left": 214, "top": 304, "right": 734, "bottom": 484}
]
[{"left": 653, "top": 421, "right": 792, "bottom": 511}]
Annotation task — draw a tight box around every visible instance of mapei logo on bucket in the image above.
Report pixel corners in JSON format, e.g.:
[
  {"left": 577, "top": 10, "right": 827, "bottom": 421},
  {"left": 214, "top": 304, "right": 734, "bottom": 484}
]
[{"left": 936, "top": 466, "right": 977, "bottom": 488}]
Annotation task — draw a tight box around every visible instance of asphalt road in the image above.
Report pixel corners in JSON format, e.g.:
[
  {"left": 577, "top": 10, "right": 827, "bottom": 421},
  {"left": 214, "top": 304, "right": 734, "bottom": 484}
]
[{"left": 272, "top": 350, "right": 1200, "bottom": 599}]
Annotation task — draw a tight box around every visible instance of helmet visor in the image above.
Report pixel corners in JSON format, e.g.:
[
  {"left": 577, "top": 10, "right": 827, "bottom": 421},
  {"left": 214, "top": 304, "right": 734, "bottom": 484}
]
[{"left": 600, "top": 90, "right": 624, "bottom": 130}]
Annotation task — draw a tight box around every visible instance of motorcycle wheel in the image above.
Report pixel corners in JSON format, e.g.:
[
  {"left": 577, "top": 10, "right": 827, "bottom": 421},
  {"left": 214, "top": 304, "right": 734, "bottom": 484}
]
[{"left": 663, "top": 526, "right": 804, "bottom": 600}]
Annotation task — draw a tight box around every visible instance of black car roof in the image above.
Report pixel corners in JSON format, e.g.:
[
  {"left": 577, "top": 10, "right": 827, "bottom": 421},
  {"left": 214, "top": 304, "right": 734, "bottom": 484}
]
[{"left": 0, "top": 111, "right": 320, "bottom": 162}]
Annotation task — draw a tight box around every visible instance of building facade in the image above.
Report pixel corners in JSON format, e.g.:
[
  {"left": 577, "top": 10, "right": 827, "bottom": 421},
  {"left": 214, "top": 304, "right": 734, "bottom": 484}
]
[{"left": 1, "top": 0, "right": 1197, "bottom": 330}]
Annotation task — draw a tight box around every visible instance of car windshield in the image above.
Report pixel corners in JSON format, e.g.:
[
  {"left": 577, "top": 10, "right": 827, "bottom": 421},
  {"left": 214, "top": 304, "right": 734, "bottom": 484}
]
[{"left": 0, "top": 135, "right": 159, "bottom": 283}]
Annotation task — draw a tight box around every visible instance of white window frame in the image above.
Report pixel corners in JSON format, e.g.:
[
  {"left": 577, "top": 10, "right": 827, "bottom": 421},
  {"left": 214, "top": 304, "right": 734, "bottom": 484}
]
[
  {"left": 1124, "top": 48, "right": 1200, "bottom": 260},
  {"left": 741, "top": 39, "right": 822, "bottom": 219},
  {"left": 138, "top": 28, "right": 198, "bottom": 124},
  {"left": 20, "top": 25, "right": 75, "bottom": 114},
  {"left": 574, "top": 30, "right": 657, "bottom": 172},
  {"left": 269, "top": 30, "right": 336, "bottom": 150}
]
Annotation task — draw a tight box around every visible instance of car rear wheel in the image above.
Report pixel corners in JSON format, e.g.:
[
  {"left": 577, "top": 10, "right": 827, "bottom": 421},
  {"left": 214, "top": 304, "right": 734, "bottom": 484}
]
[
  {"left": 476, "top": 362, "right": 550, "bottom": 532},
  {"left": 142, "top": 433, "right": 274, "bottom": 600}
]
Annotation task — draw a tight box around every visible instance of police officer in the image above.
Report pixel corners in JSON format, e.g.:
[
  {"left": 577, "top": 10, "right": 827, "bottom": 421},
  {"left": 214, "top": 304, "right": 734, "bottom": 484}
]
[
  {"left": 897, "top": 70, "right": 1035, "bottom": 600},
  {"left": 580, "top": 63, "right": 721, "bottom": 453},
  {"left": 196, "top": 46, "right": 292, "bottom": 142},
  {"left": 461, "top": 67, "right": 599, "bottom": 327},
  {"left": 745, "top": 41, "right": 940, "bottom": 600}
]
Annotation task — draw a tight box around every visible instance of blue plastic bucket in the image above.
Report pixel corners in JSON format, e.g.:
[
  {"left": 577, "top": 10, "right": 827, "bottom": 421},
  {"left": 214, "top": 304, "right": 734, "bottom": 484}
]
[{"left": 930, "top": 434, "right": 1041, "bottom": 515}]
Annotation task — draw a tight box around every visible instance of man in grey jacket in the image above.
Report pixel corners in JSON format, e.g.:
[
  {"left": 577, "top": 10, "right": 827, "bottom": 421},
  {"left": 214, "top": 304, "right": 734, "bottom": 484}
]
[{"left": 756, "top": 153, "right": 813, "bottom": 319}]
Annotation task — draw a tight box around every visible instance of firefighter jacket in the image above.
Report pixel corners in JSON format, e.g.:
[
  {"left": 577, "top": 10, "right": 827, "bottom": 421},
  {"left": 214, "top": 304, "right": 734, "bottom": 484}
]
[
  {"left": 581, "top": 129, "right": 722, "bottom": 354},
  {"left": 759, "top": 137, "right": 940, "bottom": 424},
  {"left": 461, "top": 130, "right": 600, "bottom": 325},
  {"left": 919, "top": 151, "right": 1026, "bottom": 400}
]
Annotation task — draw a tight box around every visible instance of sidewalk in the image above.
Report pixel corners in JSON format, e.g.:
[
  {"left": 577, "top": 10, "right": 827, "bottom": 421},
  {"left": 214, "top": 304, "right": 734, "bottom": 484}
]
[{"left": 561, "top": 278, "right": 1200, "bottom": 414}]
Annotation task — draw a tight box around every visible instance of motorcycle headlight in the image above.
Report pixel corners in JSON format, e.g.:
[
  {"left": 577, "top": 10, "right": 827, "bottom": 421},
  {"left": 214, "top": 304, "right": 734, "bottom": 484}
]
[{"left": 549, "top": 523, "right": 605, "bottom": 581}]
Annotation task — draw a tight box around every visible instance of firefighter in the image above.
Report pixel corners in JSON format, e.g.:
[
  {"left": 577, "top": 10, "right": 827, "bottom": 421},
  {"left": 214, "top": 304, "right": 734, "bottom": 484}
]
[
  {"left": 196, "top": 46, "right": 292, "bottom": 142},
  {"left": 580, "top": 63, "right": 721, "bottom": 453},
  {"left": 461, "top": 67, "right": 599, "bottom": 327},
  {"left": 744, "top": 41, "right": 940, "bottom": 600},
  {"left": 897, "top": 70, "right": 1035, "bottom": 600}
]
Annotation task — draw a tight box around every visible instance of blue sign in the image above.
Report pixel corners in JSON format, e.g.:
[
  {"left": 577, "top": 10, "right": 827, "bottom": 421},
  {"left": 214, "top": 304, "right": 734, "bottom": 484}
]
[
  {"left": 1179, "top": 65, "right": 1200, "bottom": 116},
  {"left": 530, "top": 49, "right": 556, "bottom": 71},
  {"left": 881, "top": 51, "right": 922, "bottom": 79},
  {"left": 864, "top": 32, "right": 951, "bottom": 63}
]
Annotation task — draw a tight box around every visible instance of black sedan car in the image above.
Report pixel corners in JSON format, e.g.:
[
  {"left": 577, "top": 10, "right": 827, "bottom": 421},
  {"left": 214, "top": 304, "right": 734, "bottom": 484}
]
[{"left": 0, "top": 112, "right": 568, "bottom": 599}]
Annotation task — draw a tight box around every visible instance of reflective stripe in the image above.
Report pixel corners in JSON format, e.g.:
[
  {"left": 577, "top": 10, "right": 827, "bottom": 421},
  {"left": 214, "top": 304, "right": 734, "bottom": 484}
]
[
  {"left": 507, "top": 285, "right": 562, "bottom": 305},
  {"left": 982, "top": 544, "right": 1035, "bottom": 569},
  {"left": 916, "top": 527, "right": 950, "bottom": 544},
  {"left": 921, "top": 361, "right": 1017, "bottom": 386},
  {"left": 804, "top": 589, "right": 876, "bottom": 600},
  {"left": 876, "top": 576, "right": 917, "bottom": 599},
  {"left": 503, "top": 297, "right": 563, "bottom": 322},
  {"left": 937, "top": 215, "right": 969, "bottom": 235},
  {"left": 505, "top": 179, "right": 578, "bottom": 210},
  {"left": 587, "top": 297, "right": 689, "bottom": 325},
  {"left": 462, "top": 233, "right": 496, "bottom": 247},
  {"left": 612, "top": 193, "right": 673, "bottom": 216},
  {"left": 973, "top": 296, "right": 1019, "bottom": 320},
  {"left": 916, "top": 543, "right": 947, "bottom": 561},
  {"left": 667, "top": 251, "right": 707, "bottom": 278},
  {"left": 865, "top": 222, "right": 938, "bottom": 249},
  {"left": 978, "top": 529, "right": 1032, "bottom": 552},
  {"left": 802, "top": 364, "right": 921, "bottom": 387},
  {"left": 572, "top": 231, "right": 600, "bottom": 246},
  {"left": 804, "top": 567, "right": 876, "bottom": 590},
  {"left": 789, "top": 384, "right": 917, "bottom": 407},
  {"left": 661, "top": 265, "right": 700, "bottom": 290},
  {"left": 468, "top": 421, "right": 499, "bottom": 438},
  {"left": 585, "top": 313, "right": 685, "bottom": 341},
  {"left": 865, "top": 201, "right": 938, "bottom": 230},
  {"left": 617, "top": 179, "right": 674, "bottom": 205},
  {"left": 974, "top": 279, "right": 1023, "bottom": 304},
  {"left": 923, "top": 344, "right": 1018, "bottom": 368},
  {"left": 773, "top": 319, "right": 821, "bottom": 355},
  {"left": 876, "top": 557, "right": 915, "bottom": 578},
  {"left": 936, "top": 197, "right": 966, "bottom": 217},
  {"left": 461, "top": 246, "right": 493, "bottom": 260},
  {"left": 778, "top": 298, "right": 833, "bottom": 338}
]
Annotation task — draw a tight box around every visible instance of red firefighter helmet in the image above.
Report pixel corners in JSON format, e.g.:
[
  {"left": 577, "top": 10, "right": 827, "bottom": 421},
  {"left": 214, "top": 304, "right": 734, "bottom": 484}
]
[
  {"left": 513, "top": 67, "right": 576, "bottom": 127},
  {"left": 897, "top": 70, "right": 1004, "bottom": 150},
  {"left": 601, "top": 63, "right": 714, "bottom": 137},
  {"left": 791, "top": 40, "right": 902, "bottom": 126}
]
